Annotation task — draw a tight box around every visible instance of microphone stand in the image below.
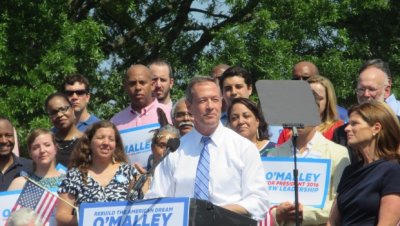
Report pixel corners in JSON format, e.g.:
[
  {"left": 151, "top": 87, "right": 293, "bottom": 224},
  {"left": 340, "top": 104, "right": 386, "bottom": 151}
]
[{"left": 291, "top": 127, "right": 300, "bottom": 226}]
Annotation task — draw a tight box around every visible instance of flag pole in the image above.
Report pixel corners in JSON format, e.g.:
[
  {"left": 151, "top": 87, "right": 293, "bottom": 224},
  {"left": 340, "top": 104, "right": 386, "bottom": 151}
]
[{"left": 23, "top": 176, "right": 80, "bottom": 224}]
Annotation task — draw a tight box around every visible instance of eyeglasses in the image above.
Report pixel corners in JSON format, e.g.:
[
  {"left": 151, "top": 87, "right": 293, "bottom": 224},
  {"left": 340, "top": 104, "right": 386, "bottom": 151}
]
[
  {"left": 64, "top": 89, "right": 88, "bottom": 97},
  {"left": 356, "top": 86, "right": 384, "bottom": 95},
  {"left": 48, "top": 106, "right": 71, "bottom": 117},
  {"left": 174, "top": 112, "right": 193, "bottom": 119}
]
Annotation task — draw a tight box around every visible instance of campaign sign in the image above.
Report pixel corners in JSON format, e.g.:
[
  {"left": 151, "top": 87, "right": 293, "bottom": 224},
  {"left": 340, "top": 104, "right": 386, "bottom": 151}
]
[
  {"left": 119, "top": 123, "right": 160, "bottom": 167},
  {"left": 0, "top": 189, "right": 57, "bottom": 226},
  {"left": 261, "top": 157, "right": 331, "bottom": 208},
  {"left": 79, "top": 197, "right": 190, "bottom": 226}
]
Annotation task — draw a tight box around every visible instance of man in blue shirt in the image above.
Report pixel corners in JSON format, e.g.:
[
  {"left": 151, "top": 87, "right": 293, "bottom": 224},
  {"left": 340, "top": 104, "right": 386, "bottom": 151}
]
[{"left": 61, "top": 74, "right": 100, "bottom": 132}]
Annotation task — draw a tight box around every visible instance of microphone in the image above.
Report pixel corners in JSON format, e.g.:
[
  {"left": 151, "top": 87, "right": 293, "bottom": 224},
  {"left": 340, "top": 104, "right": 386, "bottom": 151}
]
[{"left": 128, "top": 138, "right": 180, "bottom": 200}]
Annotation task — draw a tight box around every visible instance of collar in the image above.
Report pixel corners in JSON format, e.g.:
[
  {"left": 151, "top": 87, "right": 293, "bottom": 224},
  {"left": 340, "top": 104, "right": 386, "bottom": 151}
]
[
  {"left": 385, "top": 93, "right": 396, "bottom": 103},
  {"left": 130, "top": 98, "right": 158, "bottom": 116},
  {"left": 4, "top": 153, "right": 23, "bottom": 172},
  {"left": 296, "top": 131, "right": 323, "bottom": 158},
  {"left": 192, "top": 122, "right": 224, "bottom": 148}
]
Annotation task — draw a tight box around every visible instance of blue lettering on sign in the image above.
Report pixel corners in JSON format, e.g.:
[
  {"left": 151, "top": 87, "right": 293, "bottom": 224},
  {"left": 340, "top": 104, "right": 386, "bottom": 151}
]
[
  {"left": 3, "top": 209, "right": 11, "bottom": 218},
  {"left": 93, "top": 217, "right": 104, "bottom": 226},
  {"left": 109, "top": 216, "right": 121, "bottom": 225},
  {"left": 151, "top": 213, "right": 161, "bottom": 225},
  {"left": 265, "top": 172, "right": 273, "bottom": 180},
  {"left": 122, "top": 215, "right": 132, "bottom": 226},
  {"left": 91, "top": 212, "right": 173, "bottom": 226},
  {"left": 125, "top": 141, "right": 151, "bottom": 154},
  {"left": 162, "top": 213, "right": 172, "bottom": 226},
  {"left": 275, "top": 172, "right": 285, "bottom": 180},
  {"left": 267, "top": 172, "right": 321, "bottom": 182}
]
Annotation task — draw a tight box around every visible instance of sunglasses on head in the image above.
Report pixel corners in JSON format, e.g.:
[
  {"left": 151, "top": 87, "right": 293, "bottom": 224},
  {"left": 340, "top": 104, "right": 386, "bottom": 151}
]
[{"left": 64, "top": 89, "right": 88, "bottom": 96}]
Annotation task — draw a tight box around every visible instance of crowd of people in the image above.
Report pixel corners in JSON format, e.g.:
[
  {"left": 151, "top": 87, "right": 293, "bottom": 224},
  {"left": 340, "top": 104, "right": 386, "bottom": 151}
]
[{"left": 0, "top": 58, "right": 399, "bottom": 225}]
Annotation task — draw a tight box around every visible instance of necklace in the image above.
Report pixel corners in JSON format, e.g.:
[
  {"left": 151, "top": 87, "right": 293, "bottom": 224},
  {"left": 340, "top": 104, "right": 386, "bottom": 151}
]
[{"left": 57, "top": 137, "right": 78, "bottom": 151}]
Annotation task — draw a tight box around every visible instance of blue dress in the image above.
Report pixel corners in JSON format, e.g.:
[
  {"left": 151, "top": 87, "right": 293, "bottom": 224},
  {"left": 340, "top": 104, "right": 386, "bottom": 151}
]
[{"left": 337, "top": 159, "right": 400, "bottom": 225}]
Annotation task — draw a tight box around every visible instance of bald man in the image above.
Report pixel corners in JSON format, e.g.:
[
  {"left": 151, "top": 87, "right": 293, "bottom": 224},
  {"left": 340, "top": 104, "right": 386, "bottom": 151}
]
[
  {"left": 292, "top": 61, "right": 320, "bottom": 80},
  {"left": 211, "top": 64, "right": 230, "bottom": 81},
  {"left": 291, "top": 61, "right": 348, "bottom": 122},
  {"left": 356, "top": 59, "right": 400, "bottom": 115},
  {"left": 111, "top": 64, "right": 171, "bottom": 130}
]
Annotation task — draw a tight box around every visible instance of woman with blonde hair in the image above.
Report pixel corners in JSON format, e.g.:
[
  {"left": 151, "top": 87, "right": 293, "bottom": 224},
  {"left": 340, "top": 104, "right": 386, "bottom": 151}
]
[
  {"left": 56, "top": 121, "right": 138, "bottom": 226},
  {"left": 278, "top": 75, "right": 343, "bottom": 144},
  {"left": 328, "top": 101, "right": 400, "bottom": 225}
]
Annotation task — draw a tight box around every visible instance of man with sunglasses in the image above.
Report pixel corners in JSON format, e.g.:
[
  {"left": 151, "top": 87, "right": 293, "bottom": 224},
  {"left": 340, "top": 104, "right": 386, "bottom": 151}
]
[
  {"left": 292, "top": 61, "right": 320, "bottom": 81},
  {"left": 61, "top": 74, "right": 100, "bottom": 132}
]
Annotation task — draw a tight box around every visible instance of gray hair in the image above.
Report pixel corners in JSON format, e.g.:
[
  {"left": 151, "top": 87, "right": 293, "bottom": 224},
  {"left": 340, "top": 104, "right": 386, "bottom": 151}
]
[
  {"left": 7, "top": 208, "right": 43, "bottom": 226},
  {"left": 358, "top": 59, "right": 392, "bottom": 80},
  {"left": 171, "top": 97, "right": 187, "bottom": 118},
  {"left": 185, "top": 76, "right": 218, "bottom": 103}
]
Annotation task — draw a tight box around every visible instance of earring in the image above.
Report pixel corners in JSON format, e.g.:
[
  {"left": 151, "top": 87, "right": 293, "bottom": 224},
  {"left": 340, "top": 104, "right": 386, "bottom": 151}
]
[
  {"left": 112, "top": 156, "right": 116, "bottom": 164},
  {"left": 88, "top": 154, "right": 92, "bottom": 162}
]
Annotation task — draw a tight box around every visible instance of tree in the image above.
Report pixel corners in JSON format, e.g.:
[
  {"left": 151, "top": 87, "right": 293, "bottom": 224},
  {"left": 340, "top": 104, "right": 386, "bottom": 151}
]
[{"left": 1, "top": 0, "right": 399, "bottom": 152}]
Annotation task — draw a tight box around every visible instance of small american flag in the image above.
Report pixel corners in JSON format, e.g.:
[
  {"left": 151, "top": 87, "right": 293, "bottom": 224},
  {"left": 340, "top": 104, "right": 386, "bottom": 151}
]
[
  {"left": 258, "top": 210, "right": 275, "bottom": 226},
  {"left": 11, "top": 180, "right": 58, "bottom": 224}
]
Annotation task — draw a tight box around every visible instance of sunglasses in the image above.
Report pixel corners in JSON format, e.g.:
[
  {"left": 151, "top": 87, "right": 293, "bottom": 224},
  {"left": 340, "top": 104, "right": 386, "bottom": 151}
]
[{"left": 64, "top": 89, "right": 88, "bottom": 97}]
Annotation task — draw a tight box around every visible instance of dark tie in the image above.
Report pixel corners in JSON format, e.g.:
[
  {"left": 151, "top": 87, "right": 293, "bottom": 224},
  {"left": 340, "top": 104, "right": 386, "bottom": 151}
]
[{"left": 194, "top": 136, "right": 211, "bottom": 200}]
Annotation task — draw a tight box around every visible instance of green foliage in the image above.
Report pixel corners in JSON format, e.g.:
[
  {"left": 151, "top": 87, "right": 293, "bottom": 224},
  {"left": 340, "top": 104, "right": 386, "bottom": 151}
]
[{"left": 1, "top": 0, "right": 400, "bottom": 150}]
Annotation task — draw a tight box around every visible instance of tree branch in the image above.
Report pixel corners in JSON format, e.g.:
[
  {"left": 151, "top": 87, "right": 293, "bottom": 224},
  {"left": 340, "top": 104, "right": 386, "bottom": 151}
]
[
  {"left": 181, "top": 0, "right": 260, "bottom": 64},
  {"left": 189, "top": 8, "right": 230, "bottom": 19}
]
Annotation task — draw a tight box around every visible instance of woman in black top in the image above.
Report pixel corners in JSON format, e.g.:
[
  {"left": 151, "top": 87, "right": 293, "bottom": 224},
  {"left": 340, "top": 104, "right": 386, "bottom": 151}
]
[
  {"left": 45, "top": 92, "right": 82, "bottom": 167},
  {"left": 328, "top": 101, "right": 400, "bottom": 225}
]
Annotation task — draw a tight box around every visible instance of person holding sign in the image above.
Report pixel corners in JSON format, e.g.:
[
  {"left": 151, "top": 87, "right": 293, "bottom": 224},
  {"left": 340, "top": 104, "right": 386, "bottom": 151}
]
[
  {"left": 8, "top": 129, "right": 64, "bottom": 190},
  {"left": 146, "top": 77, "right": 269, "bottom": 220},
  {"left": 227, "top": 98, "right": 276, "bottom": 155},
  {"left": 56, "top": 121, "right": 138, "bottom": 226},
  {"left": 268, "top": 124, "right": 350, "bottom": 225},
  {"left": 328, "top": 101, "right": 400, "bottom": 225}
]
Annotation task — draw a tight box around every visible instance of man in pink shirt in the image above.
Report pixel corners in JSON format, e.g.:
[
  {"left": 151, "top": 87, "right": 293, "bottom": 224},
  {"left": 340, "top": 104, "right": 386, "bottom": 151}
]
[{"left": 111, "top": 64, "right": 171, "bottom": 130}]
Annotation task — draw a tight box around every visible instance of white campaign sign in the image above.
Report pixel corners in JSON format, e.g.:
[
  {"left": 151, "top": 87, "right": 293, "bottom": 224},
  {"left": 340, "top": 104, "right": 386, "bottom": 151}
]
[
  {"left": 79, "top": 198, "right": 190, "bottom": 226},
  {"left": 0, "top": 190, "right": 57, "bottom": 226},
  {"left": 262, "top": 157, "right": 331, "bottom": 208},
  {"left": 119, "top": 123, "right": 160, "bottom": 167}
]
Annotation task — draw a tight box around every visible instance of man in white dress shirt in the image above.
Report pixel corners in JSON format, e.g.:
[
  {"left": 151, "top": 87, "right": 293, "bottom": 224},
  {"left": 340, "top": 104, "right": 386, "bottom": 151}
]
[{"left": 146, "top": 77, "right": 269, "bottom": 220}]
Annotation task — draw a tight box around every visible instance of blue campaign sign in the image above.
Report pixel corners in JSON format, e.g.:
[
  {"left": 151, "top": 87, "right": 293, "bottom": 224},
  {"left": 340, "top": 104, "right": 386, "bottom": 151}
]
[
  {"left": 119, "top": 123, "right": 160, "bottom": 167},
  {"left": 79, "top": 197, "right": 190, "bottom": 226},
  {"left": 261, "top": 157, "right": 331, "bottom": 208}
]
